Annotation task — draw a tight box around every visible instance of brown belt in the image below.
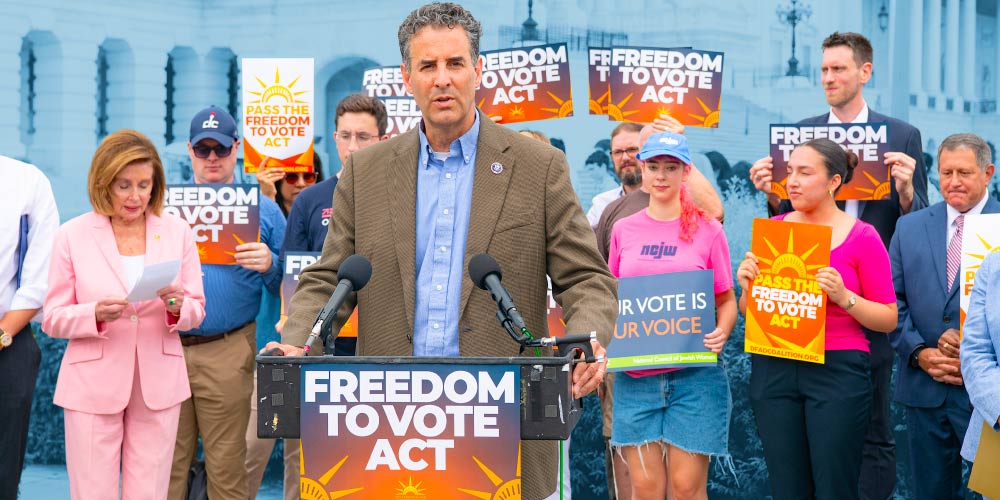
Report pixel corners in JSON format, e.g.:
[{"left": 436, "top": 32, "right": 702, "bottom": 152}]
[{"left": 179, "top": 332, "right": 227, "bottom": 347}]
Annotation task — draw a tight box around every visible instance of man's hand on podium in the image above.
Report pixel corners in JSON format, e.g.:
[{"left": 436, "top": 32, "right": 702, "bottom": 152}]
[
  {"left": 572, "top": 340, "right": 607, "bottom": 399},
  {"left": 260, "top": 341, "right": 304, "bottom": 357}
]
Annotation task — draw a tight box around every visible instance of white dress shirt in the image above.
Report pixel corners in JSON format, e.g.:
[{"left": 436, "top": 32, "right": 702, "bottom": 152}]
[
  {"left": 827, "top": 103, "right": 869, "bottom": 218},
  {"left": 0, "top": 156, "right": 59, "bottom": 319},
  {"left": 586, "top": 187, "right": 625, "bottom": 227}
]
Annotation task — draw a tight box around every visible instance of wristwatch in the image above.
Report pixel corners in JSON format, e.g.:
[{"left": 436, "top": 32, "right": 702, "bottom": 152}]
[
  {"left": 0, "top": 328, "right": 11, "bottom": 350},
  {"left": 909, "top": 344, "right": 928, "bottom": 368},
  {"left": 843, "top": 294, "right": 857, "bottom": 311}
]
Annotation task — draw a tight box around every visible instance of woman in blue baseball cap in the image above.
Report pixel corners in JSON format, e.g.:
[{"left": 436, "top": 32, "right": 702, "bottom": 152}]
[{"left": 607, "top": 131, "right": 737, "bottom": 500}]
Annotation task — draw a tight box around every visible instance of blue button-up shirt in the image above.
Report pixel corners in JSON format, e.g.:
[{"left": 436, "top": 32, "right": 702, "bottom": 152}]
[
  {"left": 183, "top": 192, "right": 285, "bottom": 335},
  {"left": 413, "top": 114, "right": 480, "bottom": 356}
]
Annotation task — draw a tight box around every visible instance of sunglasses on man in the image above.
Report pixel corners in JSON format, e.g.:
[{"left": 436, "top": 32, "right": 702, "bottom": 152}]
[
  {"left": 284, "top": 172, "right": 317, "bottom": 184},
  {"left": 191, "top": 143, "right": 234, "bottom": 159}
]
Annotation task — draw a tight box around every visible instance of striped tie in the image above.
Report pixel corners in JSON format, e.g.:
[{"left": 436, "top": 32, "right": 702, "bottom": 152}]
[{"left": 946, "top": 214, "right": 965, "bottom": 290}]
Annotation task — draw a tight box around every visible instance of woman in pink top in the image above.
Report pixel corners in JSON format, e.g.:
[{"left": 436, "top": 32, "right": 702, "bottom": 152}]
[
  {"left": 608, "top": 132, "right": 737, "bottom": 500},
  {"left": 736, "top": 138, "right": 896, "bottom": 500}
]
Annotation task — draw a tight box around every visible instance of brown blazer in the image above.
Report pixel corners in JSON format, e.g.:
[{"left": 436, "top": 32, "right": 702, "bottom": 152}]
[{"left": 283, "top": 112, "right": 618, "bottom": 499}]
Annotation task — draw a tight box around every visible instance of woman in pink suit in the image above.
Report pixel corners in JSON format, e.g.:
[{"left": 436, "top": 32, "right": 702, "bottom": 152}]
[{"left": 42, "top": 129, "right": 205, "bottom": 500}]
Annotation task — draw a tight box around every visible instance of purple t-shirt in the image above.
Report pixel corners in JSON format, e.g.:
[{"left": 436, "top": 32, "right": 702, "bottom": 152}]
[{"left": 608, "top": 209, "right": 733, "bottom": 376}]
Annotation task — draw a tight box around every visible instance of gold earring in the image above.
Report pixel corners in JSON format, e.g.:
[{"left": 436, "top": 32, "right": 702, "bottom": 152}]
[{"left": 829, "top": 189, "right": 834, "bottom": 198}]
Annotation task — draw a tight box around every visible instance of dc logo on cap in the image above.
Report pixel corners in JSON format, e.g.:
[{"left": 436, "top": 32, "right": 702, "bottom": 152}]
[{"left": 202, "top": 113, "right": 219, "bottom": 129}]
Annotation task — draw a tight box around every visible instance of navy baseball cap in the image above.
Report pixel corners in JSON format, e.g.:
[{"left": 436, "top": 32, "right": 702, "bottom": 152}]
[
  {"left": 636, "top": 131, "right": 692, "bottom": 164},
  {"left": 190, "top": 105, "right": 238, "bottom": 146}
]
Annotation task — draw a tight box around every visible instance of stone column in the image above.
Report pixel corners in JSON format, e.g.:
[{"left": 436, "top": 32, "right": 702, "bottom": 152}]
[
  {"left": 944, "top": 0, "right": 960, "bottom": 97},
  {"left": 959, "top": 0, "right": 976, "bottom": 100},
  {"left": 0, "top": 22, "right": 29, "bottom": 159},
  {"left": 909, "top": 0, "right": 924, "bottom": 96},
  {"left": 924, "top": 0, "right": 942, "bottom": 96},
  {"left": 130, "top": 44, "right": 169, "bottom": 150},
  {"left": 168, "top": 47, "right": 203, "bottom": 145}
]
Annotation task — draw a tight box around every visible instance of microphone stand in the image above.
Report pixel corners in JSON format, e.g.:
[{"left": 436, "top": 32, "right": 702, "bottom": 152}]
[{"left": 492, "top": 304, "right": 598, "bottom": 363}]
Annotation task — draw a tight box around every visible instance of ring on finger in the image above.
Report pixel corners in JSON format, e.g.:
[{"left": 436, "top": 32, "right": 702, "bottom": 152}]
[{"left": 168, "top": 298, "right": 177, "bottom": 306}]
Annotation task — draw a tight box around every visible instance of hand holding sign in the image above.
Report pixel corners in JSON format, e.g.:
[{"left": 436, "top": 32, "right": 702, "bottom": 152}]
[
  {"left": 255, "top": 157, "right": 283, "bottom": 200},
  {"left": 736, "top": 251, "right": 761, "bottom": 291},
  {"left": 235, "top": 242, "right": 272, "bottom": 273},
  {"left": 749, "top": 157, "right": 776, "bottom": 194},
  {"left": 651, "top": 113, "right": 685, "bottom": 135}
]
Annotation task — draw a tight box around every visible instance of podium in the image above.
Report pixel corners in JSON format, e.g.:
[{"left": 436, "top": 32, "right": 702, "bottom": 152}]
[{"left": 256, "top": 354, "right": 584, "bottom": 441}]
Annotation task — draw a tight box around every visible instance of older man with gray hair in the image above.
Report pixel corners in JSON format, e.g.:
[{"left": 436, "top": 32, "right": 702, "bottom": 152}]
[{"left": 889, "top": 132, "right": 997, "bottom": 500}]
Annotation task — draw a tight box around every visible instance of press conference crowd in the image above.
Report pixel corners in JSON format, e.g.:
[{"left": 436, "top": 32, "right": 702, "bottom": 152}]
[{"left": 2, "top": 3, "right": 999, "bottom": 500}]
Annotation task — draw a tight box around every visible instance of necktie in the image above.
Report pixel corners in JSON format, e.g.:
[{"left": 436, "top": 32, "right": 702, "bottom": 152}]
[{"left": 946, "top": 214, "right": 965, "bottom": 290}]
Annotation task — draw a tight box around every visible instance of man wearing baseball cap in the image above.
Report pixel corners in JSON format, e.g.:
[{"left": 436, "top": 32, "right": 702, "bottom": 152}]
[{"left": 168, "top": 105, "right": 287, "bottom": 500}]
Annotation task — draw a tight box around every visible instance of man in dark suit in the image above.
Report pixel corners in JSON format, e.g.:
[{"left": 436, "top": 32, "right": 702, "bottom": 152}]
[
  {"left": 748, "top": 32, "right": 929, "bottom": 500},
  {"left": 889, "top": 133, "right": 996, "bottom": 500},
  {"left": 266, "top": 3, "right": 617, "bottom": 499}
]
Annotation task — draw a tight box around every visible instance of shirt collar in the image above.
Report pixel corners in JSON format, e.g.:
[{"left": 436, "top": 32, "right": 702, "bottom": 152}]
[
  {"left": 946, "top": 191, "right": 990, "bottom": 226},
  {"left": 418, "top": 112, "right": 481, "bottom": 169},
  {"left": 827, "top": 101, "right": 869, "bottom": 124}
]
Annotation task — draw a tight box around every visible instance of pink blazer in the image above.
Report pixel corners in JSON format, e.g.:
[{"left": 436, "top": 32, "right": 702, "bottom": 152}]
[{"left": 42, "top": 211, "right": 205, "bottom": 413}]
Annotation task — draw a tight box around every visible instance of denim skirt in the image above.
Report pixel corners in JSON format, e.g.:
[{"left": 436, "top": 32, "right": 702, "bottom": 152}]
[{"left": 610, "top": 364, "right": 732, "bottom": 457}]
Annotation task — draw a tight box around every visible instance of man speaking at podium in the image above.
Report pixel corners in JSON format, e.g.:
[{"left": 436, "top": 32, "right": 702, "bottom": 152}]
[{"left": 265, "top": 3, "right": 618, "bottom": 499}]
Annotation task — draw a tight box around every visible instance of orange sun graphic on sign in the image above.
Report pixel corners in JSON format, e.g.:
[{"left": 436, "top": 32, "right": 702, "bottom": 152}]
[
  {"left": 847, "top": 168, "right": 892, "bottom": 201},
  {"left": 457, "top": 445, "right": 522, "bottom": 499},
  {"left": 395, "top": 477, "right": 426, "bottom": 498},
  {"left": 539, "top": 91, "right": 573, "bottom": 118},
  {"left": 688, "top": 97, "right": 720, "bottom": 128},
  {"left": 248, "top": 66, "right": 309, "bottom": 104},
  {"left": 589, "top": 88, "right": 610, "bottom": 114},
  {"left": 757, "top": 227, "right": 826, "bottom": 279},
  {"left": 965, "top": 234, "right": 1000, "bottom": 271},
  {"left": 607, "top": 92, "right": 639, "bottom": 122},
  {"left": 299, "top": 454, "right": 364, "bottom": 500},
  {"left": 509, "top": 105, "right": 525, "bottom": 119},
  {"left": 770, "top": 177, "right": 790, "bottom": 199}
]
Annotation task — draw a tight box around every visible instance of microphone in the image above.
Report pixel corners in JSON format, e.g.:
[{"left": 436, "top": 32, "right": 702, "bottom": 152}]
[
  {"left": 468, "top": 253, "right": 528, "bottom": 333},
  {"left": 303, "top": 254, "right": 372, "bottom": 353}
]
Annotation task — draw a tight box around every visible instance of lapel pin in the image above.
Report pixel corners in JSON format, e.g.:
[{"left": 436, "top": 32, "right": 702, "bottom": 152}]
[{"left": 490, "top": 162, "right": 504, "bottom": 175}]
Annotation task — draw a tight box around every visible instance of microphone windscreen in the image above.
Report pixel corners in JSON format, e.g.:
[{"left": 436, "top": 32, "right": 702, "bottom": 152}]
[
  {"left": 337, "top": 254, "right": 373, "bottom": 290},
  {"left": 468, "top": 253, "right": 502, "bottom": 290}
]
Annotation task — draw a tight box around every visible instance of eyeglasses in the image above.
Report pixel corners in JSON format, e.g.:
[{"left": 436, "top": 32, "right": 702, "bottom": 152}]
[
  {"left": 334, "top": 131, "right": 376, "bottom": 144},
  {"left": 610, "top": 147, "right": 640, "bottom": 159},
  {"left": 192, "top": 143, "right": 234, "bottom": 159},
  {"left": 284, "top": 172, "right": 317, "bottom": 184}
]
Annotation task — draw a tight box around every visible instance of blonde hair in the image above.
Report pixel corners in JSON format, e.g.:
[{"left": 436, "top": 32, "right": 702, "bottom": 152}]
[{"left": 88, "top": 129, "right": 166, "bottom": 216}]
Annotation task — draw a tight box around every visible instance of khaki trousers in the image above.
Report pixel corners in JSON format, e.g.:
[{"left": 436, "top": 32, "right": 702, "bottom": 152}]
[{"left": 167, "top": 322, "right": 255, "bottom": 500}]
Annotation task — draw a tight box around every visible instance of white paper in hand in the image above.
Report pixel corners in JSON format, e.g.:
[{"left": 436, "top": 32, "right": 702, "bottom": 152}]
[{"left": 127, "top": 259, "right": 181, "bottom": 302}]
